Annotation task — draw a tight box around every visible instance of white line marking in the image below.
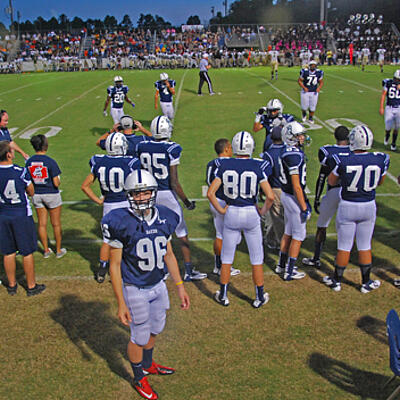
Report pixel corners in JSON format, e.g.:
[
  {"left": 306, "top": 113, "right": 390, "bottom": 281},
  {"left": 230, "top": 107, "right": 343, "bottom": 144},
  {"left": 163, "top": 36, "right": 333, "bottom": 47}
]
[
  {"left": 13, "top": 80, "right": 108, "bottom": 138},
  {"left": 35, "top": 97, "right": 42, "bottom": 101},
  {"left": 16, "top": 98, "right": 22, "bottom": 102},
  {"left": 328, "top": 73, "right": 381, "bottom": 93},
  {"left": 174, "top": 70, "right": 188, "bottom": 118},
  {"left": 387, "top": 172, "right": 400, "bottom": 187},
  {"left": 0, "top": 75, "right": 69, "bottom": 96},
  {"left": 56, "top": 97, "right": 62, "bottom": 100}
]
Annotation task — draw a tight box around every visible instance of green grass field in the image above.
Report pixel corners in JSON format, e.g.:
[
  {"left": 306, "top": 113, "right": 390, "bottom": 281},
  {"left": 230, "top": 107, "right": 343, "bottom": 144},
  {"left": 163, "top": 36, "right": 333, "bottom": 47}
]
[{"left": 1, "top": 65, "right": 400, "bottom": 399}]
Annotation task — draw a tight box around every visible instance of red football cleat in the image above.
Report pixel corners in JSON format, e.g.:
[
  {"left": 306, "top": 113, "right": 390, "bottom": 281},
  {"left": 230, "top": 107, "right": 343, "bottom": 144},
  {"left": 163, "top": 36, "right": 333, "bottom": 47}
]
[
  {"left": 134, "top": 377, "right": 158, "bottom": 399},
  {"left": 143, "top": 361, "right": 176, "bottom": 375}
]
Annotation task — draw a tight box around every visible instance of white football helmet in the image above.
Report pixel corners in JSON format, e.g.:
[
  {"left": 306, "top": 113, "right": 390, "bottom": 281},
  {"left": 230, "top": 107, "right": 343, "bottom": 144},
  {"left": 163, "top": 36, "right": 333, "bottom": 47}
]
[
  {"left": 232, "top": 131, "right": 255, "bottom": 156},
  {"left": 125, "top": 169, "right": 158, "bottom": 212},
  {"left": 114, "top": 76, "right": 123, "bottom": 87},
  {"left": 105, "top": 132, "right": 128, "bottom": 156},
  {"left": 266, "top": 98, "right": 283, "bottom": 118},
  {"left": 394, "top": 69, "right": 400, "bottom": 82},
  {"left": 160, "top": 72, "right": 169, "bottom": 81},
  {"left": 281, "top": 121, "right": 307, "bottom": 146},
  {"left": 120, "top": 115, "right": 134, "bottom": 130},
  {"left": 349, "top": 125, "right": 373, "bottom": 151},
  {"left": 150, "top": 115, "right": 173, "bottom": 140}
]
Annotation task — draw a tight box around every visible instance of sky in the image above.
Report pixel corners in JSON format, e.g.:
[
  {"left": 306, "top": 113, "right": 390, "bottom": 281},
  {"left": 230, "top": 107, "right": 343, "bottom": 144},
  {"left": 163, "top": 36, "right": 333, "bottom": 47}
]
[{"left": 0, "top": 0, "right": 228, "bottom": 27}]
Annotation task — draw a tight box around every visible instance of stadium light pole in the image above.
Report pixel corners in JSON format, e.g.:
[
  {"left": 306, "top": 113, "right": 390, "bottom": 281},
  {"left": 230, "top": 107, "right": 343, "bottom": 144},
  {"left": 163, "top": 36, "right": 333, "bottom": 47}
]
[{"left": 320, "top": 0, "right": 325, "bottom": 22}]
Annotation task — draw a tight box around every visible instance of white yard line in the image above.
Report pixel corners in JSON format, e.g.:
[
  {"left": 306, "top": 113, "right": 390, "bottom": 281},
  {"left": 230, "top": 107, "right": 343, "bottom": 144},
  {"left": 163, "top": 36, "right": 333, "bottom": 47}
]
[
  {"left": 328, "top": 73, "right": 381, "bottom": 93},
  {"left": 13, "top": 79, "right": 108, "bottom": 138},
  {"left": 173, "top": 70, "right": 188, "bottom": 118}
]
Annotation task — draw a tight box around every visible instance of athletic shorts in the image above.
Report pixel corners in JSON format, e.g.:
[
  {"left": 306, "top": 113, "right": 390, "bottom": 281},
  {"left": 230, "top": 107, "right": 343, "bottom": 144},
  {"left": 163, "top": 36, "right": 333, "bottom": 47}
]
[{"left": 32, "top": 192, "right": 62, "bottom": 209}]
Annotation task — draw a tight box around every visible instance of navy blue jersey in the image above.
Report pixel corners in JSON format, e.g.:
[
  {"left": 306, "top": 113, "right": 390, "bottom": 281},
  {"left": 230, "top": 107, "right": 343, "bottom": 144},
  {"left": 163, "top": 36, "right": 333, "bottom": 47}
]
[
  {"left": 25, "top": 154, "right": 61, "bottom": 194},
  {"left": 0, "top": 164, "right": 32, "bottom": 216},
  {"left": 100, "top": 133, "right": 152, "bottom": 157},
  {"left": 280, "top": 147, "right": 307, "bottom": 195},
  {"left": 260, "top": 114, "right": 295, "bottom": 151},
  {"left": 136, "top": 140, "right": 182, "bottom": 191},
  {"left": 0, "top": 127, "right": 12, "bottom": 142},
  {"left": 319, "top": 144, "right": 351, "bottom": 189},
  {"left": 155, "top": 79, "right": 176, "bottom": 102},
  {"left": 333, "top": 152, "right": 389, "bottom": 202},
  {"left": 90, "top": 155, "right": 140, "bottom": 203},
  {"left": 260, "top": 143, "right": 286, "bottom": 188},
  {"left": 102, "top": 205, "right": 179, "bottom": 286},
  {"left": 299, "top": 68, "right": 324, "bottom": 92},
  {"left": 382, "top": 79, "right": 400, "bottom": 107},
  {"left": 107, "top": 85, "right": 129, "bottom": 109},
  {"left": 215, "top": 157, "right": 271, "bottom": 206},
  {"left": 206, "top": 157, "right": 230, "bottom": 200}
]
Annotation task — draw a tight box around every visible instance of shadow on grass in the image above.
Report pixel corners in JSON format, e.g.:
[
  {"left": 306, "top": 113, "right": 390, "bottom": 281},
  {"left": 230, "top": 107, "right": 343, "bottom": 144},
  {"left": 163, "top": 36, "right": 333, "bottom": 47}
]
[
  {"left": 308, "top": 352, "right": 389, "bottom": 400},
  {"left": 50, "top": 294, "right": 132, "bottom": 383},
  {"left": 90, "top": 126, "right": 108, "bottom": 137},
  {"left": 356, "top": 315, "right": 388, "bottom": 345}
]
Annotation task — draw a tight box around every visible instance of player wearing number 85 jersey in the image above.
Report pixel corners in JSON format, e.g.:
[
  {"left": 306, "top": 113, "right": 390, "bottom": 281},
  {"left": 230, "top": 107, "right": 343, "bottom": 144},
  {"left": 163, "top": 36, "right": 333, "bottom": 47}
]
[
  {"left": 81, "top": 132, "right": 140, "bottom": 283},
  {"left": 323, "top": 125, "right": 389, "bottom": 293},
  {"left": 102, "top": 169, "right": 190, "bottom": 400},
  {"left": 207, "top": 131, "right": 274, "bottom": 308}
]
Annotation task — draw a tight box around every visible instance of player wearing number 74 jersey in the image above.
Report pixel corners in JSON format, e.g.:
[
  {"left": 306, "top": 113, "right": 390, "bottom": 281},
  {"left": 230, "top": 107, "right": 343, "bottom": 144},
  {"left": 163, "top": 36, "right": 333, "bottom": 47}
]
[
  {"left": 208, "top": 131, "right": 274, "bottom": 308},
  {"left": 81, "top": 132, "right": 140, "bottom": 283},
  {"left": 323, "top": 125, "right": 389, "bottom": 293}
]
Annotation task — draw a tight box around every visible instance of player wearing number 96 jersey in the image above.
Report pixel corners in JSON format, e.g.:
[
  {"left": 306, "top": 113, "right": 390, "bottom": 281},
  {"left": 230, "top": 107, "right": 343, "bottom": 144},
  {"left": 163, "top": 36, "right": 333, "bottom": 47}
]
[
  {"left": 136, "top": 115, "right": 207, "bottom": 282},
  {"left": 323, "top": 125, "right": 389, "bottom": 293},
  {"left": 208, "top": 131, "right": 275, "bottom": 308},
  {"left": 102, "top": 169, "right": 190, "bottom": 400},
  {"left": 81, "top": 132, "right": 140, "bottom": 284},
  {"left": 277, "top": 121, "right": 309, "bottom": 282}
]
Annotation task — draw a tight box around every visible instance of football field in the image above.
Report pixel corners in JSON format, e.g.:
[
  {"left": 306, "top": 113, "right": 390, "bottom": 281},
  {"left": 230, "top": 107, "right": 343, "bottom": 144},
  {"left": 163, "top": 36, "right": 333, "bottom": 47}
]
[{"left": 1, "top": 65, "right": 400, "bottom": 399}]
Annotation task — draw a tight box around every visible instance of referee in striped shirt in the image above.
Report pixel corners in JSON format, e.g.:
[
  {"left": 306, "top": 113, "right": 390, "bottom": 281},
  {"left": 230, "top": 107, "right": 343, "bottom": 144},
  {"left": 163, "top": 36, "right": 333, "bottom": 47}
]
[{"left": 198, "top": 54, "right": 215, "bottom": 96}]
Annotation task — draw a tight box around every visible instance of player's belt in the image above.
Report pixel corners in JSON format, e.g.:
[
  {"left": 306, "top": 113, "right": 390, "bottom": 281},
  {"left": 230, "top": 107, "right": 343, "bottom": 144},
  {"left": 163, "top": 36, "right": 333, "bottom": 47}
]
[
  {"left": 124, "top": 282, "right": 157, "bottom": 290},
  {"left": 390, "top": 105, "right": 400, "bottom": 108}
]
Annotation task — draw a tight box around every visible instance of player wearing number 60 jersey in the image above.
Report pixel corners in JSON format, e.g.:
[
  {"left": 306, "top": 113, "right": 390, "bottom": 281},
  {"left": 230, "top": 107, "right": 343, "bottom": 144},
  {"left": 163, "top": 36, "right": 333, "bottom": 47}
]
[
  {"left": 208, "top": 131, "right": 274, "bottom": 308},
  {"left": 323, "top": 125, "right": 389, "bottom": 293},
  {"left": 81, "top": 132, "right": 140, "bottom": 283},
  {"left": 136, "top": 115, "right": 207, "bottom": 282}
]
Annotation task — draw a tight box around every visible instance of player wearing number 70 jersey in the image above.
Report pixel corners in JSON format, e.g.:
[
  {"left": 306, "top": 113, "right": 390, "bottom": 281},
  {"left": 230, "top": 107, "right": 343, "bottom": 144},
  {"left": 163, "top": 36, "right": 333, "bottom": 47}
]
[
  {"left": 207, "top": 131, "right": 275, "bottom": 308},
  {"left": 81, "top": 132, "right": 140, "bottom": 283},
  {"left": 323, "top": 125, "right": 389, "bottom": 293}
]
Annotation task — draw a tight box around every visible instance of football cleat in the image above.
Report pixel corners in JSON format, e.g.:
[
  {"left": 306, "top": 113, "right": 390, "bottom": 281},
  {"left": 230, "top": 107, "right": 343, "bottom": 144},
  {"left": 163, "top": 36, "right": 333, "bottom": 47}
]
[
  {"left": 275, "top": 265, "right": 284, "bottom": 274},
  {"left": 95, "top": 267, "right": 107, "bottom": 284},
  {"left": 302, "top": 115, "right": 307, "bottom": 123},
  {"left": 394, "top": 279, "right": 400, "bottom": 287},
  {"left": 302, "top": 257, "right": 321, "bottom": 268},
  {"left": 384, "top": 137, "right": 389, "bottom": 146},
  {"left": 56, "top": 248, "right": 67, "bottom": 259},
  {"left": 360, "top": 279, "right": 381, "bottom": 293},
  {"left": 143, "top": 361, "right": 175, "bottom": 376},
  {"left": 134, "top": 377, "right": 158, "bottom": 400},
  {"left": 391, "top": 144, "right": 397, "bottom": 151},
  {"left": 252, "top": 293, "right": 270, "bottom": 308},
  {"left": 212, "top": 267, "right": 241, "bottom": 276},
  {"left": 308, "top": 117, "right": 314, "bottom": 125},
  {"left": 323, "top": 276, "right": 341, "bottom": 292},
  {"left": 183, "top": 268, "right": 207, "bottom": 281},
  {"left": 284, "top": 268, "right": 306, "bottom": 281},
  {"left": 214, "top": 290, "right": 230, "bottom": 306}
]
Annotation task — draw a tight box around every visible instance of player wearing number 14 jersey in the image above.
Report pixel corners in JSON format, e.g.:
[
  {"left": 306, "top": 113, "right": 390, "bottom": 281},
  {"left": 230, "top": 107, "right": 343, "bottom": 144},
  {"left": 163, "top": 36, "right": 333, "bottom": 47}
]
[
  {"left": 323, "top": 125, "right": 389, "bottom": 293},
  {"left": 81, "top": 132, "right": 140, "bottom": 283}
]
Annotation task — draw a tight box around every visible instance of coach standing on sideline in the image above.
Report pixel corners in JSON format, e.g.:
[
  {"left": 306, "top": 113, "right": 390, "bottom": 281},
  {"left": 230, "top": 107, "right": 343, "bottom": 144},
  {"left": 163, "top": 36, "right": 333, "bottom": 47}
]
[
  {"left": 198, "top": 54, "right": 215, "bottom": 96},
  {"left": 0, "top": 110, "right": 29, "bottom": 160}
]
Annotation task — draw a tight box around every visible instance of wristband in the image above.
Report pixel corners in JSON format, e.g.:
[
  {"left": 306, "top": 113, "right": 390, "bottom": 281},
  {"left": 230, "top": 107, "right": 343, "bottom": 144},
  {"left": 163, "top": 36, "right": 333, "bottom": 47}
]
[{"left": 176, "top": 281, "right": 183, "bottom": 286}]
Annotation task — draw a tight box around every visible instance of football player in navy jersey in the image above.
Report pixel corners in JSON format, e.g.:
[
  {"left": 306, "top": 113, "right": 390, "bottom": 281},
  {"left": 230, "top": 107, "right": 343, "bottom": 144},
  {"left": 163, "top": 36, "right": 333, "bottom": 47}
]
[
  {"left": 82, "top": 132, "right": 140, "bottom": 283},
  {"left": 298, "top": 60, "right": 324, "bottom": 124},
  {"left": 97, "top": 115, "right": 152, "bottom": 157},
  {"left": 276, "top": 121, "right": 309, "bottom": 281},
  {"left": 206, "top": 138, "right": 240, "bottom": 276},
  {"left": 0, "top": 141, "right": 46, "bottom": 296},
  {"left": 379, "top": 69, "right": 400, "bottom": 151},
  {"left": 26, "top": 135, "right": 66, "bottom": 259},
  {"left": 302, "top": 126, "right": 351, "bottom": 268},
  {"left": 253, "top": 98, "right": 295, "bottom": 152},
  {"left": 0, "top": 110, "right": 29, "bottom": 160},
  {"left": 155, "top": 73, "right": 176, "bottom": 120},
  {"left": 103, "top": 76, "right": 135, "bottom": 124},
  {"left": 260, "top": 126, "right": 286, "bottom": 249},
  {"left": 323, "top": 125, "right": 389, "bottom": 293},
  {"left": 103, "top": 169, "right": 190, "bottom": 400},
  {"left": 208, "top": 131, "right": 274, "bottom": 308},
  {"left": 136, "top": 115, "right": 207, "bottom": 282}
]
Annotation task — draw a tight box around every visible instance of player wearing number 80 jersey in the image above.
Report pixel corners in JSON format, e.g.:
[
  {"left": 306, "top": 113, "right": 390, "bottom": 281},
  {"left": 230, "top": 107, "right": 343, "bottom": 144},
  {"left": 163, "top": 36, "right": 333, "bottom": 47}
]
[
  {"left": 323, "top": 125, "right": 389, "bottom": 293},
  {"left": 208, "top": 131, "right": 274, "bottom": 308}
]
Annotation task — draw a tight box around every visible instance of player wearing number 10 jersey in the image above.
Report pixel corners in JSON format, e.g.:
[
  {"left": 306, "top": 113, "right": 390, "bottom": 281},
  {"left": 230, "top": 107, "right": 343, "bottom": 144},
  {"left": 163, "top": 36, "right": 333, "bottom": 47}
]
[
  {"left": 136, "top": 115, "right": 207, "bottom": 282},
  {"left": 81, "top": 132, "right": 140, "bottom": 283},
  {"left": 323, "top": 125, "right": 389, "bottom": 293},
  {"left": 207, "top": 131, "right": 274, "bottom": 308}
]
